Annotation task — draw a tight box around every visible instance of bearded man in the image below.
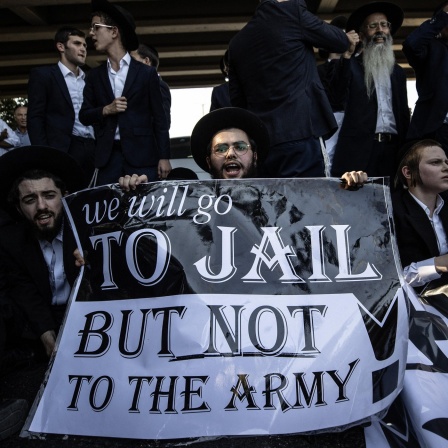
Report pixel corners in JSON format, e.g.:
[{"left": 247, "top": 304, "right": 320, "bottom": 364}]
[
  {"left": 0, "top": 146, "right": 87, "bottom": 358},
  {"left": 329, "top": 2, "right": 409, "bottom": 181}
]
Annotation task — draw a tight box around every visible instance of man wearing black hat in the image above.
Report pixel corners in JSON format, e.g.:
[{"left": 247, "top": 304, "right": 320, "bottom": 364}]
[
  {"left": 329, "top": 2, "right": 409, "bottom": 182},
  {"left": 80, "top": 0, "right": 171, "bottom": 186},
  {"left": 0, "top": 146, "right": 87, "bottom": 358},
  {"left": 27, "top": 27, "right": 96, "bottom": 180},
  {"left": 403, "top": 2, "right": 448, "bottom": 155},
  {"left": 186, "top": 107, "right": 367, "bottom": 187},
  {"left": 228, "top": 0, "right": 356, "bottom": 179}
]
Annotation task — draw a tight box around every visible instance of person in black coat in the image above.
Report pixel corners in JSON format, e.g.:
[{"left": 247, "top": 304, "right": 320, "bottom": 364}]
[
  {"left": 392, "top": 139, "right": 448, "bottom": 289},
  {"left": 80, "top": 0, "right": 171, "bottom": 185},
  {"left": 229, "top": 0, "right": 354, "bottom": 178},
  {"left": 27, "top": 27, "right": 96, "bottom": 180},
  {"left": 403, "top": 2, "right": 448, "bottom": 155},
  {"left": 0, "top": 146, "right": 87, "bottom": 357},
  {"left": 329, "top": 2, "right": 409, "bottom": 181}
]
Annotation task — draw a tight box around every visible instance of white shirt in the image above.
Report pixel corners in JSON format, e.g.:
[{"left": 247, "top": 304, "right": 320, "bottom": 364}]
[
  {"left": 403, "top": 193, "right": 448, "bottom": 287},
  {"left": 374, "top": 73, "right": 397, "bottom": 134},
  {"left": 38, "top": 227, "right": 71, "bottom": 306},
  {"left": 0, "top": 118, "right": 20, "bottom": 156},
  {"left": 107, "top": 52, "right": 131, "bottom": 140},
  {"left": 58, "top": 61, "right": 95, "bottom": 139}
]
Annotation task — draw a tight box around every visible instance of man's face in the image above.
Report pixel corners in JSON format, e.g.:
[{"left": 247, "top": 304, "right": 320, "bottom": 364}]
[
  {"left": 415, "top": 146, "right": 448, "bottom": 194},
  {"left": 60, "top": 35, "right": 87, "bottom": 67},
  {"left": 14, "top": 107, "right": 27, "bottom": 129},
  {"left": 206, "top": 128, "right": 257, "bottom": 179},
  {"left": 90, "top": 16, "right": 115, "bottom": 52},
  {"left": 361, "top": 13, "right": 391, "bottom": 44},
  {"left": 18, "top": 177, "right": 64, "bottom": 241}
]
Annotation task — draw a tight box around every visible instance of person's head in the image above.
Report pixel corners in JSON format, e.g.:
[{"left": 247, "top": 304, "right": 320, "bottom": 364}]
[
  {"left": 207, "top": 129, "right": 258, "bottom": 179},
  {"left": 396, "top": 139, "right": 448, "bottom": 194},
  {"left": 13, "top": 105, "right": 27, "bottom": 131},
  {"left": 9, "top": 170, "right": 66, "bottom": 241},
  {"left": 54, "top": 27, "right": 87, "bottom": 69},
  {"left": 360, "top": 11, "right": 396, "bottom": 96},
  {"left": 190, "top": 108, "right": 269, "bottom": 180},
  {"left": 131, "top": 44, "right": 160, "bottom": 68},
  {"left": 90, "top": 0, "right": 138, "bottom": 53},
  {"left": 0, "top": 146, "right": 88, "bottom": 239},
  {"left": 346, "top": 3, "right": 403, "bottom": 95}
]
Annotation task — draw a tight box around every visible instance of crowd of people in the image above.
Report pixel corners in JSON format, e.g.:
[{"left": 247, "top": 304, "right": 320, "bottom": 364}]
[{"left": 0, "top": 0, "right": 448, "bottom": 442}]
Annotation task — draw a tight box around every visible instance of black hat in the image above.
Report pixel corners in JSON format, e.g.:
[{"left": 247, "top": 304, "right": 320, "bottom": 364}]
[
  {"left": 166, "top": 167, "right": 199, "bottom": 181},
  {"left": 190, "top": 107, "right": 270, "bottom": 173},
  {"left": 91, "top": 0, "right": 139, "bottom": 51},
  {"left": 346, "top": 2, "right": 403, "bottom": 36},
  {"left": 319, "top": 16, "right": 348, "bottom": 60},
  {"left": 0, "top": 146, "right": 88, "bottom": 212}
]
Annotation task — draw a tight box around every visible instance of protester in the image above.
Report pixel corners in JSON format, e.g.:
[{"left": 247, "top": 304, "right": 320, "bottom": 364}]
[
  {"left": 0, "top": 146, "right": 87, "bottom": 358},
  {"left": 122, "top": 108, "right": 368, "bottom": 188},
  {"left": 80, "top": 0, "right": 171, "bottom": 185},
  {"left": 130, "top": 43, "right": 171, "bottom": 129},
  {"left": 27, "top": 27, "right": 95, "bottom": 180},
  {"left": 210, "top": 50, "right": 231, "bottom": 112},
  {"left": 392, "top": 139, "right": 448, "bottom": 289},
  {"left": 403, "top": 2, "right": 448, "bottom": 155},
  {"left": 229, "top": 0, "right": 356, "bottom": 178},
  {"left": 13, "top": 105, "right": 30, "bottom": 147},
  {"left": 329, "top": 2, "right": 409, "bottom": 182},
  {"left": 0, "top": 117, "right": 19, "bottom": 155}
]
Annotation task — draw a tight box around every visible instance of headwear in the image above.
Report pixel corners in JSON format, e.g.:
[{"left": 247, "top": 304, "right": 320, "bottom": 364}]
[
  {"left": 166, "top": 167, "right": 199, "bottom": 181},
  {"left": 0, "top": 146, "right": 88, "bottom": 213},
  {"left": 319, "top": 16, "right": 348, "bottom": 60},
  {"left": 346, "top": 2, "right": 404, "bottom": 36},
  {"left": 91, "top": 0, "right": 139, "bottom": 51},
  {"left": 190, "top": 107, "right": 270, "bottom": 173}
]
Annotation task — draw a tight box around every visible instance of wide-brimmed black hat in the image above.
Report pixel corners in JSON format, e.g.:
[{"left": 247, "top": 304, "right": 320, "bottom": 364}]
[
  {"left": 0, "top": 146, "right": 88, "bottom": 212},
  {"left": 319, "top": 16, "right": 348, "bottom": 60},
  {"left": 92, "top": 0, "right": 139, "bottom": 51},
  {"left": 346, "top": 2, "right": 403, "bottom": 36},
  {"left": 190, "top": 107, "right": 270, "bottom": 173}
]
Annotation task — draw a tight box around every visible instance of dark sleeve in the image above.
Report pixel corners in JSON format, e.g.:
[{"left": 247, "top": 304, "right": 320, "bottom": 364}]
[
  {"left": 160, "top": 80, "right": 171, "bottom": 129},
  {"left": 79, "top": 72, "right": 106, "bottom": 126},
  {"left": 300, "top": 1, "right": 348, "bottom": 54},
  {"left": 27, "top": 68, "right": 49, "bottom": 146},
  {"left": 228, "top": 46, "right": 247, "bottom": 109},
  {"left": 327, "top": 57, "right": 353, "bottom": 111},
  {"left": 0, "top": 239, "right": 56, "bottom": 337},
  {"left": 147, "top": 67, "right": 171, "bottom": 159},
  {"left": 210, "top": 87, "right": 219, "bottom": 112},
  {"left": 403, "top": 12, "right": 448, "bottom": 69}
]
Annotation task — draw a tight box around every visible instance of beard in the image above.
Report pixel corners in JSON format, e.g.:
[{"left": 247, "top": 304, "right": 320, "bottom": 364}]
[
  {"left": 362, "top": 32, "right": 395, "bottom": 98},
  {"left": 31, "top": 208, "right": 64, "bottom": 241}
]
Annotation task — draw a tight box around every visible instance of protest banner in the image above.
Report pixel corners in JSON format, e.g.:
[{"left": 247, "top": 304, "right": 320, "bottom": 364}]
[
  {"left": 24, "top": 178, "right": 407, "bottom": 440},
  {"left": 365, "top": 283, "right": 448, "bottom": 447}
]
